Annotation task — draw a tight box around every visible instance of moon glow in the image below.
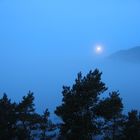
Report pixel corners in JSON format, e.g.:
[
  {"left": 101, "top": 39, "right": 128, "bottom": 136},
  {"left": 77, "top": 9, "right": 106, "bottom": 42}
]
[{"left": 94, "top": 45, "right": 103, "bottom": 54}]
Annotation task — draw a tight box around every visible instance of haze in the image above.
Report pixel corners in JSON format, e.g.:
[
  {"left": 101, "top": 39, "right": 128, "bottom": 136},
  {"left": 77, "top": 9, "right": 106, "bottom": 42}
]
[{"left": 0, "top": 0, "right": 140, "bottom": 118}]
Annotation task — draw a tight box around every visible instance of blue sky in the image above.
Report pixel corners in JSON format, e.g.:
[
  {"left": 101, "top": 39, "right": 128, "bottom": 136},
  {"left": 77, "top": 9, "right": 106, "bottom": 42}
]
[
  {"left": 1, "top": 0, "right": 140, "bottom": 53},
  {"left": 0, "top": 0, "right": 140, "bottom": 114}
]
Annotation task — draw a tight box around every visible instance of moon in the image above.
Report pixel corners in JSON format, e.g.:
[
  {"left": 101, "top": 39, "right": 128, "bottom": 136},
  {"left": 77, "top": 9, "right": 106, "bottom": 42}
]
[{"left": 94, "top": 45, "right": 103, "bottom": 54}]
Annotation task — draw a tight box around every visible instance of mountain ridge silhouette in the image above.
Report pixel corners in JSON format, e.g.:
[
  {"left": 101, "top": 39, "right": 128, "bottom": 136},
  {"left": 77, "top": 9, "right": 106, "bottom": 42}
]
[{"left": 108, "top": 46, "right": 140, "bottom": 63}]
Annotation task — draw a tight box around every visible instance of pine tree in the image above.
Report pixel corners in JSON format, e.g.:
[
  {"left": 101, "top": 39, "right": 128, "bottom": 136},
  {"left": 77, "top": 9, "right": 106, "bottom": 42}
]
[
  {"left": 0, "top": 92, "right": 51, "bottom": 140},
  {"left": 123, "top": 110, "right": 140, "bottom": 140},
  {"left": 40, "top": 109, "right": 50, "bottom": 140},
  {"left": 55, "top": 69, "right": 107, "bottom": 140},
  {"left": 0, "top": 94, "right": 17, "bottom": 140},
  {"left": 96, "top": 91, "right": 124, "bottom": 140},
  {"left": 16, "top": 91, "right": 36, "bottom": 139}
]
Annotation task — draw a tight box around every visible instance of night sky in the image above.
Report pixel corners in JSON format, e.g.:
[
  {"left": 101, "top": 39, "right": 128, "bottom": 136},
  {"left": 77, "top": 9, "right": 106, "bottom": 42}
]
[{"left": 0, "top": 0, "right": 140, "bottom": 117}]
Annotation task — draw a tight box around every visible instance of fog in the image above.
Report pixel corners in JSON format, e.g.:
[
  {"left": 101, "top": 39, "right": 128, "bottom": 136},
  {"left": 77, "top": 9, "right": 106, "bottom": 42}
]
[
  {"left": 97, "top": 59, "right": 140, "bottom": 113},
  {"left": 1, "top": 0, "right": 140, "bottom": 121},
  {"left": 0, "top": 48, "right": 140, "bottom": 121}
]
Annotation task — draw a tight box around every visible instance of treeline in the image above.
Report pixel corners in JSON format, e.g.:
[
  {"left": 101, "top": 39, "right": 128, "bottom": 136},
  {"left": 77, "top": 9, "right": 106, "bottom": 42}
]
[
  {"left": 0, "top": 91, "right": 55, "bottom": 140},
  {"left": 0, "top": 69, "right": 140, "bottom": 140}
]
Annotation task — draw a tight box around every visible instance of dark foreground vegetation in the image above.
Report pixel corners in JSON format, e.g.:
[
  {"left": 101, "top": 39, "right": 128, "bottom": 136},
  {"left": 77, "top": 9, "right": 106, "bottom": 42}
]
[{"left": 0, "top": 69, "right": 140, "bottom": 140}]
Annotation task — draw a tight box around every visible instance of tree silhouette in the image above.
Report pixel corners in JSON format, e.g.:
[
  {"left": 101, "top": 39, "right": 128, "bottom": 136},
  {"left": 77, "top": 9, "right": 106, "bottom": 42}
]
[
  {"left": 123, "top": 110, "right": 140, "bottom": 140},
  {"left": 16, "top": 91, "right": 36, "bottom": 139},
  {"left": 96, "top": 91, "right": 125, "bottom": 140},
  {"left": 40, "top": 108, "right": 51, "bottom": 140},
  {"left": 0, "top": 94, "right": 17, "bottom": 140},
  {"left": 0, "top": 69, "right": 140, "bottom": 140},
  {"left": 55, "top": 69, "right": 107, "bottom": 140},
  {"left": 0, "top": 91, "right": 51, "bottom": 140}
]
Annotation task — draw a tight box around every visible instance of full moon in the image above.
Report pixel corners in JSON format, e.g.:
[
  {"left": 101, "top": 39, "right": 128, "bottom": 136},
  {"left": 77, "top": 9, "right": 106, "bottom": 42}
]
[{"left": 94, "top": 45, "right": 103, "bottom": 54}]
